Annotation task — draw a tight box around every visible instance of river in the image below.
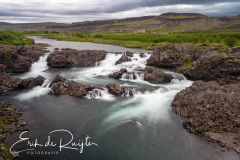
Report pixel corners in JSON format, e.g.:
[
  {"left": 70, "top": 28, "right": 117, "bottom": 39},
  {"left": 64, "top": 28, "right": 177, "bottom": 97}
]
[{"left": 1, "top": 37, "right": 239, "bottom": 160}]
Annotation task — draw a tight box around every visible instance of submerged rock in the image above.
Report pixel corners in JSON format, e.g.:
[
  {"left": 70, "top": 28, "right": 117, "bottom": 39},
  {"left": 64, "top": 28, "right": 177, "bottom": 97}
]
[
  {"left": 47, "top": 49, "right": 107, "bottom": 68},
  {"left": 115, "top": 54, "right": 131, "bottom": 65},
  {"left": 144, "top": 66, "right": 174, "bottom": 84},
  {"left": 140, "top": 52, "right": 146, "bottom": 58},
  {"left": 172, "top": 81, "right": 240, "bottom": 152}
]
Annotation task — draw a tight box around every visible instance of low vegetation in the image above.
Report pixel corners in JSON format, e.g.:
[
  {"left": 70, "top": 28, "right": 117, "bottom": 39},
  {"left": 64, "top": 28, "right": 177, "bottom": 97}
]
[{"left": 0, "top": 30, "right": 32, "bottom": 45}]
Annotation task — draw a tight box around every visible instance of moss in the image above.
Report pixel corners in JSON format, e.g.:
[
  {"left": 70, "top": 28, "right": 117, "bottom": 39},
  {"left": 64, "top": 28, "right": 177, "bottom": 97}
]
[{"left": 217, "top": 48, "right": 227, "bottom": 53}]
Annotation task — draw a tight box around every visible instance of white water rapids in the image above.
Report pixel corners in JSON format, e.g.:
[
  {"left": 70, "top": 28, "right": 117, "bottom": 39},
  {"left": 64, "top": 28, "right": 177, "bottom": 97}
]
[{"left": 15, "top": 37, "right": 193, "bottom": 124}]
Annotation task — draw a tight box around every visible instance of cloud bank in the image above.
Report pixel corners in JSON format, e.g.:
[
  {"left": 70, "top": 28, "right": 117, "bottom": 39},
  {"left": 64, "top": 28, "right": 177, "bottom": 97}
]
[{"left": 0, "top": 0, "right": 239, "bottom": 23}]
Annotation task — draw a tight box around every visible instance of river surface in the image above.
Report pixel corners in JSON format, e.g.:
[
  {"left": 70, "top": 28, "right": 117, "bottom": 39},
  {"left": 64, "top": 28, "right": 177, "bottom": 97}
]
[{"left": 1, "top": 37, "right": 239, "bottom": 160}]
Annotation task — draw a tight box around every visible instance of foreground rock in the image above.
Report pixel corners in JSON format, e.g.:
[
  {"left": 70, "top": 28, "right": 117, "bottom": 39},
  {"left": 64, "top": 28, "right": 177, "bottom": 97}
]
[
  {"left": 172, "top": 81, "right": 240, "bottom": 152},
  {"left": 144, "top": 66, "right": 174, "bottom": 84},
  {"left": 0, "top": 102, "right": 26, "bottom": 159},
  {"left": 47, "top": 49, "right": 107, "bottom": 68},
  {"left": 49, "top": 75, "right": 93, "bottom": 97},
  {"left": 0, "top": 44, "right": 49, "bottom": 73},
  {"left": 115, "top": 54, "right": 131, "bottom": 65},
  {"left": 49, "top": 75, "right": 66, "bottom": 87},
  {"left": 106, "top": 83, "right": 138, "bottom": 96},
  {"left": 0, "top": 65, "right": 44, "bottom": 94},
  {"left": 22, "top": 75, "right": 45, "bottom": 89}
]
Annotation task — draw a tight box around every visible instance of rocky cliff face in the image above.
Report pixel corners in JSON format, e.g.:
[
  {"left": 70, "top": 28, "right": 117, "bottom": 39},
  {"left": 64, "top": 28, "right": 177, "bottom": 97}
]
[
  {"left": 172, "top": 81, "right": 240, "bottom": 152},
  {"left": 0, "top": 44, "right": 48, "bottom": 73},
  {"left": 47, "top": 49, "right": 107, "bottom": 68}
]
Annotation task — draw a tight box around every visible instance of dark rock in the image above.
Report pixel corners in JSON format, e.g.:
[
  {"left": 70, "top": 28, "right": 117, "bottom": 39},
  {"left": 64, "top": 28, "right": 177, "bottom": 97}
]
[
  {"left": 0, "top": 45, "right": 48, "bottom": 73},
  {"left": 144, "top": 66, "right": 174, "bottom": 84},
  {"left": 115, "top": 54, "right": 131, "bottom": 65},
  {"left": 126, "top": 51, "right": 133, "bottom": 57},
  {"left": 49, "top": 75, "right": 66, "bottom": 87},
  {"left": 22, "top": 75, "right": 45, "bottom": 89},
  {"left": 184, "top": 52, "right": 240, "bottom": 83},
  {"left": 106, "top": 83, "right": 138, "bottom": 96},
  {"left": 49, "top": 80, "right": 93, "bottom": 97},
  {"left": 0, "top": 64, "right": 6, "bottom": 73},
  {"left": 172, "top": 81, "right": 240, "bottom": 152},
  {"left": 47, "top": 49, "right": 107, "bottom": 68},
  {"left": 140, "top": 52, "right": 146, "bottom": 58},
  {"left": 0, "top": 72, "right": 23, "bottom": 94},
  {"left": 106, "top": 83, "right": 122, "bottom": 95},
  {"left": 108, "top": 68, "right": 127, "bottom": 79}
]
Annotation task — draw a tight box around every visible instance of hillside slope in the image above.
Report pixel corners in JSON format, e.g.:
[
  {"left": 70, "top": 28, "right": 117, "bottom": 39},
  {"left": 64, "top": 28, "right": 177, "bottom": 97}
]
[{"left": 0, "top": 13, "right": 240, "bottom": 33}]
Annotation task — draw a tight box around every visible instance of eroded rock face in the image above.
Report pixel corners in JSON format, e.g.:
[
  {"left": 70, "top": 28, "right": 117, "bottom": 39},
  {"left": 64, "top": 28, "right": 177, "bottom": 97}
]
[
  {"left": 184, "top": 52, "right": 240, "bottom": 83},
  {"left": 108, "top": 68, "right": 127, "bottom": 79},
  {"left": 22, "top": 75, "right": 45, "bottom": 89},
  {"left": 0, "top": 45, "right": 48, "bottom": 73},
  {"left": 47, "top": 49, "right": 107, "bottom": 68},
  {"left": 115, "top": 54, "right": 131, "bottom": 65},
  {"left": 126, "top": 51, "right": 133, "bottom": 57},
  {"left": 144, "top": 66, "right": 174, "bottom": 84},
  {"left": 172, "top": 81, "right": 240, "bottom": 152},
  {"left": 49, "top": 75, "right": 93, "bottom": 97}
]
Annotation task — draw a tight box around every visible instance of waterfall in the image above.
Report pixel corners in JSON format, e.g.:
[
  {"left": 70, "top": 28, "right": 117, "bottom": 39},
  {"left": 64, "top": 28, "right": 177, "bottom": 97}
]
[{"left": 85, "top": 88, "right": 116, "bottom": 101}]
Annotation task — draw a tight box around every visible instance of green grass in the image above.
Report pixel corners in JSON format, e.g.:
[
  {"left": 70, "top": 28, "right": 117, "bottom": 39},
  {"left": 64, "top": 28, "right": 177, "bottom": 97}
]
[
  {"left": 0, "top": 30, "right": 32, "bottom": 45},
  {"left": 24, "top": 31, "right": 240, "bottom": 49}
]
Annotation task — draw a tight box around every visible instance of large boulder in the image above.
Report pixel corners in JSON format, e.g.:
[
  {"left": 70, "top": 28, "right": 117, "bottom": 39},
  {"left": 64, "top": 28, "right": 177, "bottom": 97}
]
[
  {"left": 184, "top": 52, "right": 240, "bottom": 83},
  {"left": 172, "top": 81, "right": 240, "bottom": 152},
  {"left": 49, "top": 75, "right": 66, "bottom": 87},
  {"left": 147, "top": 44, "right": 214, "bottom": 68},
  {"left": 49, "top": 77, "right": 93, "bottom": 97},
  {"left": 126, "top": 51, "right": 133, "bottom": 57},
  {"left": 144, "top": 66, "right": 174, "bottom": 84},
  {"left": 0, "top": 45, "right": 48, "bottom": 73},
  {"left": 106, "top": 83, "right": 138, "bottom": 96},
  {"left": 0, "top": 72, "right": 23, "bottom": 94},
  {"left": 115, "top": 54, "right": 131, "bottom": 65},
  {"left": 108, "top": 68, "right": 127, "bottom": 79},
  {"left": 22, "top": 75, "right": 45, "bottom": 89},
  {"left": 47, "top": 49, "right": 107, "bottom": 68}
]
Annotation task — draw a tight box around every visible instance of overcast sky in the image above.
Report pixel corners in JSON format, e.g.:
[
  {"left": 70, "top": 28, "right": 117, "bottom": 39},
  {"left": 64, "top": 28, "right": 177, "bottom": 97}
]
[{"left": 0, "top": 0, "right": 240, "bottom": 23}]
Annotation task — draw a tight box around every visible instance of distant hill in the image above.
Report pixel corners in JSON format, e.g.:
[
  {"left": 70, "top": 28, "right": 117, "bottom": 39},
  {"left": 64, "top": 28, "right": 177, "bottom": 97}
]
[{"left": 0, "top": 12, "right": 240, "bottom": 33}]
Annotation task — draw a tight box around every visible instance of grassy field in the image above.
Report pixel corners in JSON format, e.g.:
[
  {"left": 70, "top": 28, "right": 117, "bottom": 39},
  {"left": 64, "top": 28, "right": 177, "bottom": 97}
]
[
  {"left": 0, "top": 30, "right": 32, "bottom": 45},
  {"left": 25, "top": 31, "right": 240, "bottom": 49}
]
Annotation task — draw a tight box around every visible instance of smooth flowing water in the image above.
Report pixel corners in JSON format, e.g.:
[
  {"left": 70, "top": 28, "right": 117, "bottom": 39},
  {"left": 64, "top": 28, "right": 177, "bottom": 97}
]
[{"left": 1, "top": 37, "right": 239, "bottom": 160}]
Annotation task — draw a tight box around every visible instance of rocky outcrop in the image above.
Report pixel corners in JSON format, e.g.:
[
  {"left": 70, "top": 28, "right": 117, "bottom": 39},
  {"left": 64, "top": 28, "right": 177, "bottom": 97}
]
[
  {"left": 22, "top": 75, "right": 45, "bottom": 89},
  {"left": 126, "top": 51, "right": 133, "bottom": 57},
  {"left": 0, "top": 66, "right": 44, "bottom": 93},
  {"left": 184, "top": 51, "right": 240, "bottom": 83},
  {"left": 47, "top": 49, "right": 107, "bottom": 68},
  {"left": 106, "top": 83, "right": 138, "bottom": 96},
  {"left": 108, "top": 68, "right": 127, "bottom": 79},
  {"left": 49, "top": 75, "right": 93, "bottom": 97},
  {"left": 115, "top": 54, "right": 131, "bottom": 65},
  {"left": 0, "top": 45, "right": 49, "bottom": 73},
  {"left": 0, "top": 102, "right": 25, "bottom": 159},
  {"left": 0, "top": 68, "right": 23, "bottom": 94},
  {"left": 49, "top": 75, "right": 66, "bottom": 87},
  {"left": 144, "top": 66, "right": 174, "bottom": 84},
  {"left": 172, "top": 81, "right": 240, "bottom": 152}
]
